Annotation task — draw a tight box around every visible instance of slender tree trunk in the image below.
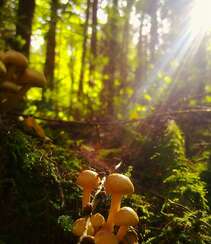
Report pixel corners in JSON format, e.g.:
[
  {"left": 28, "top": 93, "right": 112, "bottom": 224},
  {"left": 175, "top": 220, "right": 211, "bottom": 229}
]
[
  {"left": 43, "top": 0, "right": 58, "bottom": 92},
  {"left": 149, "top": 1, "right": 158, "bottom": 63},
  {"left": 16, "top": 0, "right": 35, "bottom": 58},
  {"left": 0, "top": 0, "right": 4, "bottom": 8},
  {"left": 102, "top": 0, "right": 119, "bottom": 116},
  {"left": 135, "top": 14, "right": 145, "bottom": 85},
  {"left": 90, "top": 0, "right": 98, "bottom": 58},
  {"left": 194, "top": 38, "right": 207, "bottom": 102},
  {"left": 78, "top": 0, "right": 91, "bottom": 98},
  {"left": 69, "top": 51, "right": 75, "bottom": 114},
  {"left": 119, "top": 0, "right": 134, "bottom": 88},
  {"left": 89, "top": 0, "right": 98, "bottom": 81}
]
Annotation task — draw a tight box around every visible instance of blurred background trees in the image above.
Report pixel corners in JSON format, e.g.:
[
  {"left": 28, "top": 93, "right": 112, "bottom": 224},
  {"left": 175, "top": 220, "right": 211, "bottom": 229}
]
[{"left": 1, "top": 0, "right": 211, "bottom": 120}]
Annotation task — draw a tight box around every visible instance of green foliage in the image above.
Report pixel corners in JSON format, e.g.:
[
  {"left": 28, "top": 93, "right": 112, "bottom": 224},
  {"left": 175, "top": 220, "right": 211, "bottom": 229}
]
[
  {"left": 201, "top": 154, "right": 211, "bottom": 208},
  {"left": 0, "top": 120, "right": 82, "bottom": 243},
  {"left": 152, "top": 120, "right": 187, "bottom": 173},
  {"left": 123, "top": 194, "right": 154, "bottom": 242},
  {"left": 137, "top": 120, "right": 211, "bottom": 243},
  {"left": 164, "top": 168, "right": 208, "bottom": 210},
  {"left": 58, "top": 215, "right": 74, "bottom": 232}
]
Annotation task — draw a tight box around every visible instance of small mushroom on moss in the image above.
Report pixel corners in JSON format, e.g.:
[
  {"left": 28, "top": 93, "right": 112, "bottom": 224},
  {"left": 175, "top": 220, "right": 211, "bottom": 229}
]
[
  {"left": 76, "top": 170, "right": 100, "bottom": 209},
  {"left": 0, "top": 60, "right": 7, "bottom": 78},
  {"left": 90, "top": 213, "right": 105, "bottom": 232},
  {"left": 94, "top": 229, "right": 118, "bottom": 244},
  {"left": 114, "top": 207, "right": 139, "bottom": 241},
  {"left": 72, "top": 218, "right": 94, "bottom": 237},
  {"left": 105, "top": 173, "right": 134, "bottom": 230},
  {"left": 18, "top": 68, "right": 47, "bottom": 88},
  {"left": 0, "top": 81, "right": 21, "bottom": 93},
  {"left": 2, "top": 50, "right": 28, "bottom": 81},
  {"left": 15, "top": 68, "right": 47, "bottom": 99},
  {"left": 121, "top": 230, "right": 139, "bottom": 244},
  {"left": 0, "top": 51, "right": 4, "bottom": 60},
  {"left": 80, "top": 235, "right": 95, "bottom": 244}
]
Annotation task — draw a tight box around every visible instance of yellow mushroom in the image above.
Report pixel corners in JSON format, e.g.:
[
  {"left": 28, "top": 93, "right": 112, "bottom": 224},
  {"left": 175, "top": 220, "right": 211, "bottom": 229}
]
[
  {"left": 114, "top": 207, "right": 139, "bottom": 241},
  {"left": 0, "top": 81, "right": 21, "bottom": 93},
  {"left": 18, "top": 68, "right": 47, "bottom": 88},
  {"left": 76, "top": 170, "right": 100, "bottom": 209},
  {"left": 122, "top": 230, "right": 139, "bottom": 244},
  {"left": 0, "top": 60, "right": 6, "bottom": 79},
  {"left": 2, "top": 50, "right": 28, "bottom": 82},
  {"left": 72, "top": 217, "right": 94, "bottom": 237},
  {"left": 0, "top": 51, "right": 4, "bottom": 60},
  {"left": 105, "top": 173, "right": 134, "bottom": 231},
  {"left": 94, "top": 229, "right": 118, "bottom": 244},
  {"left": 90, "top": 213, "right": 105, "bottom": 233},
  {"left": 80, "top": 235, "right": 95, "bottom": 244}
]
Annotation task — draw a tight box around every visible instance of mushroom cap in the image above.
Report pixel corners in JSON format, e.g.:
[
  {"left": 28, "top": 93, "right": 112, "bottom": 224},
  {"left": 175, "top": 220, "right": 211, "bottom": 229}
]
[
  {"left": 0, "top": 60, "right": 7, "bottom": 76},
  {"left": 76, "top": 170, "right": 100, "bottom": 189},
  {"left": 90, "top": 213, "right": 105, "bottom": 228},
  {"left": 0, "top": 81, "right": 21, "bottom": 93},
  {"left": 80, "top": 235, "right": 95, "bottom": 244},
  {"left": 2, "top": 50, "right": 28, "bottom": 69},
  {"left": 95, "top": 229, "right": 118, "bottom": 244},
  {"left": 18, "top": 68, "right": 47, "bottom": 87},
  {"left": 0, "top": 51, "right": 5, "bottom": 60},
  {"left": 105, "top": 173, "right": 134, "bottom": 195},
  {"left": 122, "top": 231, "right": 139, "bottom": 244},
  {"left": 72, "top": 218, "right": 94, "bottom": 236},
  {"left": 114, "top": 207, "right": 139, "bottom": 226}
]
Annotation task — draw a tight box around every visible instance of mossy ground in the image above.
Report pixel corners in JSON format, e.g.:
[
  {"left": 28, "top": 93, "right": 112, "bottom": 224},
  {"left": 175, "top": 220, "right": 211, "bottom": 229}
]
[
  {"left": 0, "top": 117, "right": 210, "bottom": 243},
  {"left": 0, "top": 117, "right": 82, "bottom": 243}
]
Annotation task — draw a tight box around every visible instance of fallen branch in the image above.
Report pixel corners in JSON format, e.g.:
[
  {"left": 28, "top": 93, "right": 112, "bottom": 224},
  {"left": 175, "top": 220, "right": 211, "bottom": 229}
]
[{"left": 5, "top": 107, "right": 211, "bottom": 124}]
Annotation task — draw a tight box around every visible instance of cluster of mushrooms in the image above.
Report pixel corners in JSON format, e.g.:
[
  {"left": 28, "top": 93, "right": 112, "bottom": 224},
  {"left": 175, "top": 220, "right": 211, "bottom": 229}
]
[
  {"left": 73, "top": 170, "right": 139, "bottom": 244},
  {"left": 0, "top": 50, "right": 47, "bottom": 111}
]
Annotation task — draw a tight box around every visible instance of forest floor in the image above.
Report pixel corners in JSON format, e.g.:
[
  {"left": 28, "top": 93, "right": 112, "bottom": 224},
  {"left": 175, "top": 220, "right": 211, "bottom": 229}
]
[{"left": 0, "top": 114, "right": 211, "bottom": 244}]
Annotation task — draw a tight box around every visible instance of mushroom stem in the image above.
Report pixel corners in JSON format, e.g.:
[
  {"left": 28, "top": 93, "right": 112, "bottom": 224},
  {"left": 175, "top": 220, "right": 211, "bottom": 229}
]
[
  {"left": 106, "top": 193, "right": 122, "bottom": 230},
  {"left": 116, "top": 226, "right": 128, "bottom": 240},
  {"left": 82, "top": 187, "right": 92, "bottom": 208}
]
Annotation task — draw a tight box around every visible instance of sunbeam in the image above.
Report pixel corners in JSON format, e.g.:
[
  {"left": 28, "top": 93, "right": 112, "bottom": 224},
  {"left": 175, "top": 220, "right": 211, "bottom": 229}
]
[{"left": 129, "top": 0, "right": 211, "bottom": 112}]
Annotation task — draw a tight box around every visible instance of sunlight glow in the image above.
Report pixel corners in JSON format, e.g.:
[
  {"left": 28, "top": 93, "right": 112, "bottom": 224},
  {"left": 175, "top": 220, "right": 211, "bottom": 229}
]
[
  {"left": 128, "top": 0, "right": 211, "bottom": 113},
  {"left": 190, "top": 0, "right": 211, "bottom": 34}
]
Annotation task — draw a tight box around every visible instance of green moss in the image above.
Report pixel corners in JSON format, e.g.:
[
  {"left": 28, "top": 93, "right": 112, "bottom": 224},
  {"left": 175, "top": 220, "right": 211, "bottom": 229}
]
[{"left": 0, "top": 123, "right": 82, "bottom": 243}]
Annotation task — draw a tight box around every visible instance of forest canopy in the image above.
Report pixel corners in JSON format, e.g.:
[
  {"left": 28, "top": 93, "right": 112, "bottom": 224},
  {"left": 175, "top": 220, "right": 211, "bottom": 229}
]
[{"left": 1, "top": 0, "right": 211, "bottom": 120}]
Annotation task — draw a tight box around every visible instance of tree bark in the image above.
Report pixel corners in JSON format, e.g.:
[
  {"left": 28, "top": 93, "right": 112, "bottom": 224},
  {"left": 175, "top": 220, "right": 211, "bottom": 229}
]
[
  {"left": 0, "top": 0, "right": 4, "bottom": 8},
  {"left": 90, "top": 0, "right": 98, "bottom": 58},
  {"left": 135, "top": 14, "right": 145, "bottom": 85},
  {"left": 44, "top": 0, "right": 58, "bottom": 92},
  {"left": 16, "top": 0, "right": 35, "bottom": 58},
  {"left": 78, "top": 0, "right": 91, "bottom": 98},
  {"left": 102, "top": 0, "right": 119, "bottom": 116},
  {"left": 149, "top": 0, "right": 158, "bottom": 63},
  {"left": 89, "top": 0, "right": 98, "bottom": 81},
  {"left": 119, "top": 0, "right": 134, "bottom": 89}
]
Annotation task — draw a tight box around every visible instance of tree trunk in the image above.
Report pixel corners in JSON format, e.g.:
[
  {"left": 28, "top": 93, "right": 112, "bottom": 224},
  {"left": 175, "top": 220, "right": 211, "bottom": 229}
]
[
  {"left": 43, "top": 0, "right": 58, "bottom": 92},
  {"left": 90, "top": 0, "right": 98, "bottom": 58},
  {"left": 69, "top": 50, "right": 75, "bottom": 114},
  {"left": 119, "top": 0, "right": 134, "bottom": 88},
  {"left": 149, "top": 1, "right": 158, "bottom": 63},
  {"left": 102, "top": 0, "right": 119, "bottom": 116},
  {"left": 78, "top": 0, "right": 91, "bottom": 98},
  {"left": 89, "top": 0, "right": 98, "bottom": 81},
  {"left": 135, "top": 14, "right": 145, "bottom": 86},
  {"left": 0, "top": 0, "right": 4, "bottom": 8},
  {"left": 16, "top": 0, "right": 35, "bottom": 58}
]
